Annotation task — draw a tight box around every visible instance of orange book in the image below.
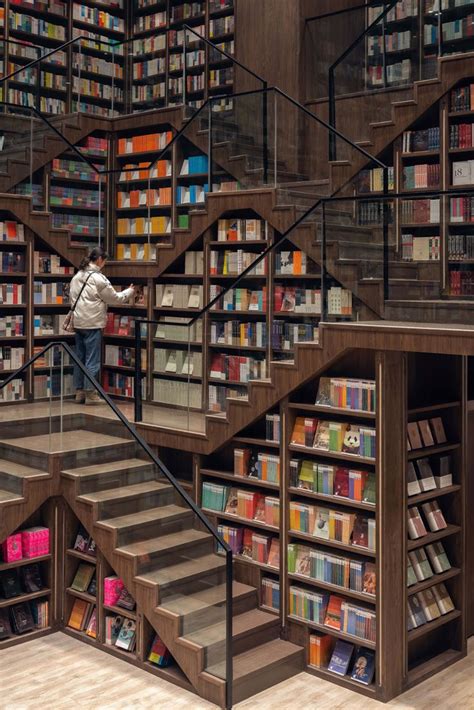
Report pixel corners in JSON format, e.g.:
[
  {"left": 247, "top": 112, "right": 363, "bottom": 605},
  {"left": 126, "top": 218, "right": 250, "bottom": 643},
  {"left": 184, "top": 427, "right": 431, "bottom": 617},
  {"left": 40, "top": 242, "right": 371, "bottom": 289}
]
[
  {"left": 118, "top": 138, "right": 126, "bottom": 155},
  {"left": 67, "top": 599, "right": 89, "bottom": 630},
  {"left": 136, "top": 217, "right": 145, "bottom": 235},
  {"left": 116, "top": 244, "right": 125, "bottom": 260},
  {"left": 309, "top": 634, "right": 333, "bottom": 668},
  {"left": 294, "top": 251, "right": 302, "bottom": 275},
  {"left": 130, "top": 190, "right": 139, "bottom": 208},
  {"left": 324, "top": 595, "right": 343, "bottom": 630}
]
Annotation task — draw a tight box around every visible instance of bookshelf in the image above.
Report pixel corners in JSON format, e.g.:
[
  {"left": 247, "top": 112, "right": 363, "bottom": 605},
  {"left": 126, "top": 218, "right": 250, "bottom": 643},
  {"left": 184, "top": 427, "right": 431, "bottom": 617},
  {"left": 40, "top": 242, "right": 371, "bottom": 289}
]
[
  {"left": 61, "top": 504, "right": 190, "bottom": 690},
  {"left": 0, "top": 500, "right": 57, "bottom": 649}
]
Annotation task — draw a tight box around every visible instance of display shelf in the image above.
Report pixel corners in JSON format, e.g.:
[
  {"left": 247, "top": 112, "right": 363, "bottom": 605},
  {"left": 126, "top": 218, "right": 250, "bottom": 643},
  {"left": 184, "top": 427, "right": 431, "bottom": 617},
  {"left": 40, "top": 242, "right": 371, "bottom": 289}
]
[
  {"left": 0, "top": 588, "right": 51, "bottom": 608},
  {"left": 65, "top": 587, "right": 96, "bottom": 605},
  {"left": 288, "top": 572, "right": 376, "bottom": 605},
  {"left": 407, "top": 443, "right": 460, "bottom": 460},
  {"left": 288, "top": 444, "right": 376, "bottom": 466},
  {"left": 0, "top": 554, "right": 51, "bottom": 572},
  {"left": 202, "top": 508, "right": 279, "bottom": 532},
  {"left": 66, "top": 549, "right": 97, "bottom": 565},
  {"left": 289, "top": 529, "right": 376, "bottom": 559},
  {"left": 407, "top": 567, "right": 461, "bottom": 597},
  {"left": 407, "top": 609, "right": 462, "bottom": 642},
  {"left": 288, "top": 614, "right": 376, "bottom": 650},
  {"left": 407, "top": 485, "right": 461, "bottom": 506},
  {"left": 201, "top": 468, "right": 280, "bottom": 490},
  {"left": 407, "top": 523, "right": 462, "bottom": 551},
  {"left": 103, "top": 603, "right": 137, "bottom": 621},
  {"left": 307, "top": 664, "right": 376, "bottom": 697},
  {"left": 288, "top": 402, "right": 376, "bottom": 419},
  {"left": 288, "top": 487, "right": 375, "bottom": 512}
]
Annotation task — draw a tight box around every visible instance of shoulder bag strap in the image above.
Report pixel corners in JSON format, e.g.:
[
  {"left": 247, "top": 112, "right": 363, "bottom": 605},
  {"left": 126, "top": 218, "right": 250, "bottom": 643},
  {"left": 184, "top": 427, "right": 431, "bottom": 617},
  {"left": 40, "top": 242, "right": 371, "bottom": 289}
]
[{"left": 71, "top": 271, "right": 94, "bottom": 313}]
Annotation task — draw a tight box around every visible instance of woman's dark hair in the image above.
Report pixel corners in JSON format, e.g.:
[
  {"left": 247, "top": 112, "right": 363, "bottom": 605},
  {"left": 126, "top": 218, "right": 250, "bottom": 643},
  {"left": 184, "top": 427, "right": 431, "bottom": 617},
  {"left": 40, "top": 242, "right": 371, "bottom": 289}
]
[{"left": 79, "top": 246, "right": 109, "bottom": 270}]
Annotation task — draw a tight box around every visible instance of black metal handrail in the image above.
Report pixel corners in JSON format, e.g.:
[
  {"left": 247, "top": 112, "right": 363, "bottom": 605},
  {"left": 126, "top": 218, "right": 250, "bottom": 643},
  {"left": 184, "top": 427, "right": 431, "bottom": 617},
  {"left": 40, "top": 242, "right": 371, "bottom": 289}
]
[
  {"left": 0, "top": 339, "right": 233, "bottom": 708},
  {"left": 327, "top": 0, "right": 398, "bottom": 160}
]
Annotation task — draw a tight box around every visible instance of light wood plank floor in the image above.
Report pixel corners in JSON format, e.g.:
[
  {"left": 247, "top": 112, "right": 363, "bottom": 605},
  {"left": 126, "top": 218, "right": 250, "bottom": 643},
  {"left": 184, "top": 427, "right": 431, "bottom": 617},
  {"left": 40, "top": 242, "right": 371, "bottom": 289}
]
[{"left": 1, "top": 633, "right": 473, "bottom": 709}]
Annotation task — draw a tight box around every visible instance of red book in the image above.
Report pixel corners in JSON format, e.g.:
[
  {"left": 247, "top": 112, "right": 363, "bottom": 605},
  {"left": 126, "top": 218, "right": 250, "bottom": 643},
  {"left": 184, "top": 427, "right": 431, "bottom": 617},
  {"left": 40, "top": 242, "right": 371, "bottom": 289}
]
[
  {"left": 324, "top": 595, "right": 343, "bottom": 630},
  {"left": 333, "top": 468, "right": 350, "bottom": 498}
]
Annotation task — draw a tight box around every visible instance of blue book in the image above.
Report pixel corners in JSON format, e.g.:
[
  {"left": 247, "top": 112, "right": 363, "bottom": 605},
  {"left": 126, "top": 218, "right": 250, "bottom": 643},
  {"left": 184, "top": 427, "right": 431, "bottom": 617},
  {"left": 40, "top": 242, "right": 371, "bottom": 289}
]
[
  {"left": 350, "top": 647, "right": 375, "bottom": 685},
  {"left": 328, "top": 640, "right": 354, "bottom": 676}
]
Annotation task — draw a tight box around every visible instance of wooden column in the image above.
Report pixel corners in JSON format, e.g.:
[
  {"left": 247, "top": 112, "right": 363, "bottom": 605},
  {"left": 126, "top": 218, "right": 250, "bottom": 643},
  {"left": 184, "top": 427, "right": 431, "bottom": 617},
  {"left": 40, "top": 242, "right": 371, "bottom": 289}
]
[{"left": 376, "top": 350, "right": 406, "bottom": 701}]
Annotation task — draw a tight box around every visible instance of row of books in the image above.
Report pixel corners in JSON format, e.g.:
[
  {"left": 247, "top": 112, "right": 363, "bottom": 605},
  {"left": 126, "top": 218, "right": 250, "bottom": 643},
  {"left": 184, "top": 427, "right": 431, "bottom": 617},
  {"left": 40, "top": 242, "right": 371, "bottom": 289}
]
[
  {"left": 403, "top": 163, "right": 440, "bottom": 189},
  {"left": 50, "top": 185, "right": 102, "bottom": 210},
  {"left": 367, "top": 0, "right": 418, "bottom": 23},
  {"left": 367, "top": 30, "right": 412, "bottom": 55},
  {"left": 291, "top": 418, "right": 377, "bottom": 460},
  {"left": 449, "top": 267, "right": 474, "bottom": 295},
  {"left": 33, "top": 314, "right": 66, "bottom": 336},
  {"left": 402, "top": 127, "right": 440, "bottom": 153},
  {"left": 176, "top": 183, "right": 208, "bottom": 205},
  {"left": 102, "top": 371, "right": 142, "bottom": 399},
  {"left": 450, "top": 83, "right": 474, "bottom": 112},
  {"left": 407, "top": 541, "right": 452, "bottom": 586},
  {"left": 75, "top": 55, "right": 123, "bottom": 80},
  {"left": 290, "top": 502, "right": 376, "bottom": 552},
  {"left": 34, "top": 252, "right": 73, "bottom": 275},
  {"left": 210, "top": 250, "right": 266, "bottom": 276},
  {"left": 33, "top": 346, "right": 71, "bottom": 370},
  {"left": 119, "top": 160, "right": 171, "bottom": 182},
  {"left": 289, "top": 588, "right": 376, "bottom": 643},
  {"left": 52, "top": 213, "right": 102, "bottom": 236},
  {"left": 356, "top": 166, "right": 395, "bottom": 193},
  {"left": 233, "top": 448, "right": 280, "bottom": 483},
  {"left": 155, "top": 283, "right": 203, "bottom": 309},
  {"left": 400, "top": 234, "right": 441, "bottom": 261},
  {"left": 407, "top": 500, "right": 449, "bottom": 540},
  {"left": 261, "top": 577, "right": 280, "bottom": 611},
  {"left": 134, "top": 10, "right": 166, "bottom": 33},
  {"left": 118, "top": 131, "right": 172, "bottom": 156},
  {"left": 33, "top": 373, "right": 74, "bottom": 398},
  {"left": 217, "top": 219, "right": 267, "bottom": 242},
  {"left": 316, "top": 376, "right": 376, "bottom": 413},
  {"left": 209, "top": 67, "right": 233, "bottom": 87},
  {"left": 132, "top": 35, "right": 167, "bottom": 58},
  {"left": 211, "top": 319, "right": 266, "bottom": 346},
  {"left": 0, "top": 378, "right": 24, "bottom": 402},
  {"left": 450, "top": 123, "right": 474, "bottom": 148},
  {"left": 10, "top": 0, "right": 66, "bottom": 16},
  {"left": 266, "top": 413, "right": 281, "bottom": 443},
  {"left": 407, "top": 416, "right": 447, "bottom": 450},
  {"left": 290, "top": 460, "right": 375, "bottom": 504},
  {"left": 201, "top": 482, "right": 280, "bottom": 526},
  {"left": 443, "top": 14, "right": 474, "bottom": 42},
  {"left": 72, "top": 77, "right": 123, "bottom": 103},
  {"left": 33, "top": 282, "right": 69, "bottom": 305},
  {"left": 368, "top": 59, "right": 412, "bottom": 87},
  {"left": 1, "top": 527, "right": 49, "bottom": 563},
  {"left": 73, "top": 5, "right": 124, "bottom": 33},
  {"left": 358, "top": 201, "right": 388, "bottom": 226},
  {"left": 117, "top": 188, "right": 172, "bottom": 209},
  {"left": 153, "top": 377, "right": 201, "bottom": 408},
  {"left": 448, "top": 233, "right": 474, "bottom": 260},
  {"left": 209, "top": 353, "right": 267, "bottom": 383},
  {"left": 407, "top": 583, "right": 455, "bottom": 630},
  {"left": 209, "top": 15, "right": 234, "bottom": 37},
  {"left": 272, "top": 322, "right": 319, "bottom": 350},
  {"left": 1, "top": 251, "right": 25, "bottom": 274},
  {"left": 288, "top": 544, "right": 376, "bottom": 596},
  {"left": 0, "top": 284, "right": 23, "bottom": 305},
  {"left": 0, "top": 315, "right": 23, "bottom": 337},
  {"left": 132, "top": 84, "right": 166, "bottom": 103},
  {"left": 51, "top": 159, "right": 100, "bottom": 182},
  {"left": 170, "top": 1, "right": 205, "bottom": 23},
  {"left": 117, "top": 216, "right": 171, "bottom": 236},
  {"left": 451, "top": 195, "right": 474, "bottom": 221},
  {"left": 154, "top": 348, "right": 201, "bottom": 377},
  {"left": 105, "top": 345, "right": 146, "bottom": 370},
  {"left": 0, "top": 599, "right": 49, "bottom": 640},
  {"left": 310, "top": 636, "right": 375, "bottom": 685},
  {"left": 0, "top": 221, "right": 24, "bottom": 242},
  {"left": 9, "top": 13, "right": 66, "bottom": 39},
  {"left": 154, "top": 317, "right": 200, "bottom": 342},
  {"left": 401, "top": 198, "right": 440, "bottom": 224},
  {"left": 407, "top": 455, "right": 452, "bottom": 496},
  {"left": 0, "top": 563, "right": 46, "bottom": 603},
  {"left": 210, "top": 285, "right": 267, "bottom": 312},
  {"left": 327, "top": 287, "right": 353, "bottom": 317},
  {"left": 453, "top": 159, "right": 474, "bottom": 185},
  {"left": 217, "top": 524, "right": 279, "bottom": 567},
  {"left": 104, "top": 314, "right": 141, "bottom": 337},
  {"left": 274, "top": 287, "right": 321, "bottom": 315},
  {"left": 116, "top": 243, "right": 158, "bottom": 262},
  {"left": 0, "top": 347, "right": 24, "bottom": 371}
]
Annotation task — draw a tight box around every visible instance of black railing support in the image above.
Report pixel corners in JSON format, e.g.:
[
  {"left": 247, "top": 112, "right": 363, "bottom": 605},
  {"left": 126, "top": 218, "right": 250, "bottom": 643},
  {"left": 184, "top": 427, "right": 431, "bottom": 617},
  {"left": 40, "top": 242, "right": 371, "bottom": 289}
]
[
  {"left": 225, "top": 548, "right": 233, "bottom": 710},
  {"left": 134, "top": 321, "right": 143, "bottom": 423},
  {"left": 321, "top": 201, "right": 328, "bottom": 321},
  {"left": 382, "top": 166, "right": 389, "bottom": 302},
  {"left": 328, "top": 69, "right": 336, "bottom": 162},
  {"left": 263, "top": 81, "right": 269, "bottom": 184}
]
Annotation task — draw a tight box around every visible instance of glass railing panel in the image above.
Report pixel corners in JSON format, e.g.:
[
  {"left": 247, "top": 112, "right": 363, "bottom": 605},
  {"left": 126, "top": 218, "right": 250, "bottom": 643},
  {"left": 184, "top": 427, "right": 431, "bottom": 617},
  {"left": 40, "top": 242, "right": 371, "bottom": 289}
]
[{"left": 0, "top": 340, "right": 232, "bottom": 691}]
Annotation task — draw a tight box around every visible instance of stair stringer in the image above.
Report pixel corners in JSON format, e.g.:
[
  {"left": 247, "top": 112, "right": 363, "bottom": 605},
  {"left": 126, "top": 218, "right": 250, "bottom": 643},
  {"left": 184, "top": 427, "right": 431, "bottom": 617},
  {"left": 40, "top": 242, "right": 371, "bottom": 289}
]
[
  {"left": 0, "top": 477, "right": 53, "bottom": 543},
  {"left": 60, "top": 483, "right": 228, "bottom": 707},
  {"left": 0, "top": 193, "right": 87, "bottom": 268}
]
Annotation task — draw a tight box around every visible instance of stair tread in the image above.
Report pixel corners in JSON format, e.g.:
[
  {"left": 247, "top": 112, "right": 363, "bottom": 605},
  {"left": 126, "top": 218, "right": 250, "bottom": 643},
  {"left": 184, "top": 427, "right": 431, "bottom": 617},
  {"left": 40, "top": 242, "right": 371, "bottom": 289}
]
[
  {"left": 0, "top": 489, "right": 23, "bottom": 503},
  {"left": 0, "top": 430, "right": 132, "bottom": 455},
  {"left": 207, "top": 638, "right": 303, "bottom": 681},
  {"left": 118, "top": 528, "right": 211, "bottom": 557},
  {"left": 97, "top": 504, "right": 189, "bottom": 529},
  {"left": 136, "top": 553, "right": 226, "bottom": 585},
  {"left": 160, "top": 581, "right": 255, "bottom": 617},
  {"left": 62, "top": 458, "right": 152, "bottom": 478},
  {"left": 183, "top": 608, "right": 277, "bottom": 648},
  {"left": 0, "top": 459, "right": 48, "bottom": 478},
  {"left": 78, "top": 480, "right": 171, "bottom": 503}
]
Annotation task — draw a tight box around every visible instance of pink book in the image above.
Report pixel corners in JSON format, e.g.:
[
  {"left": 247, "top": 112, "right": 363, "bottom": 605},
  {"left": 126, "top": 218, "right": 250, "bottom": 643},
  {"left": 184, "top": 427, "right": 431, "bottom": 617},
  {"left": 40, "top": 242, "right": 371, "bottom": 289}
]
[
  {"left": 21, "top": 527, "right": 50, "bottom": 558},
  {"left": 104, "top": 575, "right": 124, "bottom": 606},
  {"left": 2, "top": 533, "right": 23, "bottom": 563}
]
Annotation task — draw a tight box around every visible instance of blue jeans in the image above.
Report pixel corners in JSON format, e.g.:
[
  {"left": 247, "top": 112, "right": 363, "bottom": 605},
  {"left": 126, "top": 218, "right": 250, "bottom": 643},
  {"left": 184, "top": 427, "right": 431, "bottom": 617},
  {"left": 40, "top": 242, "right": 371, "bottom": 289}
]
[{"left": 74, "top": 329, "right": 102, "bottom": 391}]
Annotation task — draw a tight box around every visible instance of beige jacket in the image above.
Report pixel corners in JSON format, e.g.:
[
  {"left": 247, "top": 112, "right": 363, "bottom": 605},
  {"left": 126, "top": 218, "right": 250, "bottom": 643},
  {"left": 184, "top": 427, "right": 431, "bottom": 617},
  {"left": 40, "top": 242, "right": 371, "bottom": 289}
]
[{"left": 70, "top": 264, "right": 134, "bottom": 330}]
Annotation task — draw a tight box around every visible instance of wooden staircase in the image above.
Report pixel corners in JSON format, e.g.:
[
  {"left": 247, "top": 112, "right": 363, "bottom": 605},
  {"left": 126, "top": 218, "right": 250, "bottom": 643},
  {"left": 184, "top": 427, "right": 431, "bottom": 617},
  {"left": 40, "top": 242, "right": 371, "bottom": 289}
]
[{"left": 0, "top": 422, "right": 304, "bottom": 708}]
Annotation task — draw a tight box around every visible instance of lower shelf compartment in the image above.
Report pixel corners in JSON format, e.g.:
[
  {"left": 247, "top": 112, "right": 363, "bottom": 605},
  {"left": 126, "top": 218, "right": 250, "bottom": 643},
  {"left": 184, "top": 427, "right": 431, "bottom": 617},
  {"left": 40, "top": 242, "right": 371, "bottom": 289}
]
[
  {"left": 307, "top": 663, "right": 376, "bottom": 698},
  {"left": 407, "top": 647, "right": 465, "bottom": 689}
]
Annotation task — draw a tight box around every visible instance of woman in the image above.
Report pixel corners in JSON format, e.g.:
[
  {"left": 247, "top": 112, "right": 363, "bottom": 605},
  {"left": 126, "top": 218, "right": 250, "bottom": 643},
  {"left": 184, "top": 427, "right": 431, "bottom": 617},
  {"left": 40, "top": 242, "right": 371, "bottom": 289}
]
[{"left": 70, "top": 247, "right": 134, "bottom": 405}]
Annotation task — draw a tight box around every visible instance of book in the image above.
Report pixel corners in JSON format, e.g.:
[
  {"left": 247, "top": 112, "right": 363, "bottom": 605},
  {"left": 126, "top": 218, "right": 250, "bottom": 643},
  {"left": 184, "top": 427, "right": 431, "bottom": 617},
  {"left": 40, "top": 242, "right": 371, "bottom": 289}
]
[
  {"left": 116, "top": 587, "right": 136, "bottom": 611},
  {"left": 430, "top": 417, "right": 447, "bottom": 444},
  {"left": 327, "top": 640, "right": 354, "bottom": 675},
  {"left": 421, "top": 500, "right": 447, "bottom": 532},
  {"left": 148, "top": 634, "right": 172, "bottom": 667},
  {"left": 21, "top": 564, "right": 43, "bottom": 593},
  {"left": 418, "top": 420, "right": 434, "bottom": 448},
  {"left": 87, "top": 575, "right": 97, "bottom": 598},
  {"left": 309, "top": 634, "right": 333, "bottom": 669},
  {"left": 416, "top": 458, "right": 437, "bottom": 491},
  {"left": 0, "top": 608, "right": 12, "bottom": 640},
  {"left": 362, "top": 563, "right": 376, "bottom": 595},
  {"left": 407, "top": 507, "right": 427, "bottom": 539},
  {"left": 432, "top": 583, "right": 455, "bottom": 615},
  {"left": 350, "top": 648, "right": 376, "bottom": 685},
  {"left": 10, "top": 602, "right": 35, "bottom": 634},
  {"left": 73, "top": 527, "right": 90, "bottom": 554},
  {"left": 115, "top": 618, "right": 137, "bottom": 652},
  {"left": 71, "top": 563, "right": 96, "bottom": 593},
  {"left": 67, "top": 599, "right": 90, "bottom": 631},
  {"left": 408, "top": 549, "right": 433, "bottom": 582},
  {"left": 407, "top": 422, "right": 423, "bottom": 450},
  {"left": 324, "top": 595, "right": 343, "bottom": 630},
  {"left": 291, "top": 417, "right": 317, "bottom": 447},
  {"left": 85, "top": 607, "right": 97, "bottom": 638},
  {"left": 425, "top": 542, "right": 451, "bottom": 574},
  {"left": 418, "top": 588, "right": 441, "bottom": 622},
  {"left": 105, "top": 615, "right": 124, "bottom": 645},
  {"left": 407, "top": 594, "right": 427, "bottom": 630},
  {"left": 407, "top": 462, "right": 421, "bottom": 496},
  {"left": 407, "top": 557, "right": 418, "bottom": 587},
  {"left": 0, "top": 571, "right": 22, "bottom": 598},
  {"left": 434, "top": 456, "right": 453, "bottom": 489}
]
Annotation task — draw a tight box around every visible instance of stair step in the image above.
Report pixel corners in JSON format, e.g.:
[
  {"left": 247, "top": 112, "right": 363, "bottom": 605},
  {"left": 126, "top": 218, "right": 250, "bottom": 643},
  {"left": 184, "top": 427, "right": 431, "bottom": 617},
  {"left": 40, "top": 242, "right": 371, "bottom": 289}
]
[
  {"left": 206, "top": 638, "right": 304, "bottom": 702},
  {"left": 0, "top": 488, "right": 23, "bottom": 504},
  {"left": 96, "top": 504, "right": 193, "bottom": 544},
  {"left": 0, "top": 459, "right": 49, "bottom": 494},
  {"left": 62, "top": 458, "right": 151, "bottom": 480},
  {"left": 136, "top": 553, "right": 226, "bottom": 590},
  {"left": 160, "top": 582, "right": 256, "bottom": 635},
  {"left": 61, "top": 458, "right": 156, "bottom": 493},
  {"left": 117, "top": 528, "right": 213, "bottom": 564},
  {"left": 182, "top": 608, "right": 279, "bottom": 665},
  {"left": 78, "top": 480, "right": 171, "bottom": 504}
]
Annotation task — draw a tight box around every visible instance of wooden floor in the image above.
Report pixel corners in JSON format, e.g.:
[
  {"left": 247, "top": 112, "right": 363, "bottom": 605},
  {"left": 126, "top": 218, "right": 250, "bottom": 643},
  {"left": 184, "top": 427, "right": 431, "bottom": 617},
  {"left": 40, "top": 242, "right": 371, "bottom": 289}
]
[{"left": 1, "top": 633, "right": 472, "bottom": 709}]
